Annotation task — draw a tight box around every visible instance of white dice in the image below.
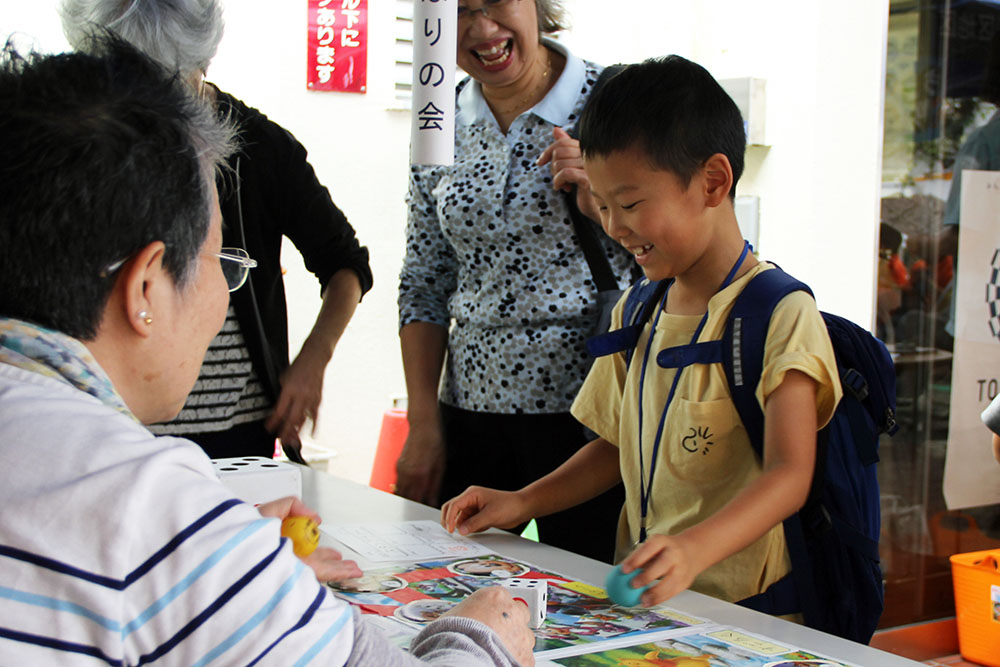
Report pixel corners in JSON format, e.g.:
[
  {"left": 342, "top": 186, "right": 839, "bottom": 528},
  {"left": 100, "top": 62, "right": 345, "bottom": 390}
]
[
  {"left": 212, "top": 457, "right": 302, "bottom": 505},
  {"left": 499, "top": 578, "right": 547, "bottom": 628}
]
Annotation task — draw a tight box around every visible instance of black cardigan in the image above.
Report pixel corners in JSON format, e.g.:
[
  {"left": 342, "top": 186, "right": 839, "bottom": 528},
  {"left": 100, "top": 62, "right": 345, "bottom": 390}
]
[{"left": 215, "top": 88, "right": 373, "bottom": 402}]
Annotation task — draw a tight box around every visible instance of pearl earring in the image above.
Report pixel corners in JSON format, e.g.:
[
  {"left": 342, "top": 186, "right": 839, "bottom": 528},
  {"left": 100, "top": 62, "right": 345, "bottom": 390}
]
[{"left": 137, "top": 310, "right": 153, "bottom": 325}]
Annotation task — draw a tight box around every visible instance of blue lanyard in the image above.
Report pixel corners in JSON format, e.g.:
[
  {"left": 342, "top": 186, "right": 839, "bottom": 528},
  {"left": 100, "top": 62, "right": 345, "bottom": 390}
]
[{"left": 635, "top": 241, "right": 751, "bottom": 544}]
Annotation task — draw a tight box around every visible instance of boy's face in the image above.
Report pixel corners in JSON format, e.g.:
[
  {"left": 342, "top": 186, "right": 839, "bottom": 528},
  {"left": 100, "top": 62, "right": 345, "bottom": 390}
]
[{"left": 586, "top": 147, "right": 710, "bottom": 282}]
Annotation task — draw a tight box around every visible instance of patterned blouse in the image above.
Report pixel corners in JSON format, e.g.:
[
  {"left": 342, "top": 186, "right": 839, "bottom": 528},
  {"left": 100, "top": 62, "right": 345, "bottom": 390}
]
[{"left": 398, "top": 40, "right": 635, "bottom": 415}]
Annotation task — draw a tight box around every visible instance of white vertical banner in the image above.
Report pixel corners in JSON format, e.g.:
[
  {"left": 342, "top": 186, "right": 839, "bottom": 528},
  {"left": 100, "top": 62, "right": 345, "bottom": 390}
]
[
  {"left": 944, "top": 169, "right": 1000, "bottom": 509},
  {"left": 410, "top": 0, "right": 456, "bottom": 166}
]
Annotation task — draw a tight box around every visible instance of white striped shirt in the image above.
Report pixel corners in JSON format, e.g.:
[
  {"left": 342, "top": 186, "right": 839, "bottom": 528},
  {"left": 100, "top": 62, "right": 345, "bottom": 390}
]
[{"left": 0, "top": 363, "right": 355, "bottom": 665}]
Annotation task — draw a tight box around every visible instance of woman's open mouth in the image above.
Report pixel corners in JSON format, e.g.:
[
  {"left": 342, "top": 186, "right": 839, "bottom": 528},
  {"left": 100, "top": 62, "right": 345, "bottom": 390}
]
[{"left": 473, "top": 39, "right": 513, "bottom": 70}]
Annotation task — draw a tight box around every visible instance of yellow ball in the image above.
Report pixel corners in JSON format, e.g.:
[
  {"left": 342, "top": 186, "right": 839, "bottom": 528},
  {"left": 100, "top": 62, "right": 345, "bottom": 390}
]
[{"left": 281, "top": 516, "right": 320, "bottom": 558}]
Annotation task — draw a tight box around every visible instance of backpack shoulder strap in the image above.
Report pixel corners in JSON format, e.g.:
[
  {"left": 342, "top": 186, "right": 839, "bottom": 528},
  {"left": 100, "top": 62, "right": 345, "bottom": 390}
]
[
  {"left": 722, "top": 267, "right": 813, "bottom": 457},
  {"left": 586, "top": 278, "right": 669, "bottom": 364}
]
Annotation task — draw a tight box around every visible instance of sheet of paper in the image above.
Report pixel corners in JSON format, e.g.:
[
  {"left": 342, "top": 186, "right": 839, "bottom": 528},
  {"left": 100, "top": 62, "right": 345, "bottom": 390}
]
[{"left": 321, "top": 520, "right": 494, "bottom": 562}]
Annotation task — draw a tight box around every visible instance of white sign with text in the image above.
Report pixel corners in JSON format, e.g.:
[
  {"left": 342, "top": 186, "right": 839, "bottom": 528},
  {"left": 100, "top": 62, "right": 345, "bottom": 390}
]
[{"left": 945, "top": 169, "right": 1000, "bottom": 508}]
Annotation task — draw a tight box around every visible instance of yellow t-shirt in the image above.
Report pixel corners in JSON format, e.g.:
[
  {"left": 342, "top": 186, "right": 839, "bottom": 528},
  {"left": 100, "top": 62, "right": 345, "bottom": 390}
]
[{"left": 571, "top": 262, "right": 842, "bottom": 604}]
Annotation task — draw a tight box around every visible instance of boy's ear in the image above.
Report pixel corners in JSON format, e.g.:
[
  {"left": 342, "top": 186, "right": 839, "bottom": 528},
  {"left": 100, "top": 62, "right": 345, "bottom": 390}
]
[{"left": 701, "top": 153, "right": 733, "bottom": 207}]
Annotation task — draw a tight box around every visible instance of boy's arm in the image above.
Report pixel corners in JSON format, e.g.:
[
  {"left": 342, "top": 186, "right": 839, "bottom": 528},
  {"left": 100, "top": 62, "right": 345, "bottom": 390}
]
[
  {"left": 441, "top": 437, "right": 622, "bottom": 535},
  {"left": 623, "top": 370, "right": 817, "bottom": 606}
]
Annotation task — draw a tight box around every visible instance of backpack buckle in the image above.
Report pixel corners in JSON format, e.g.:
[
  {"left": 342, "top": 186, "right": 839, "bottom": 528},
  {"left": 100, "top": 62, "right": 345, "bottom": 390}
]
[
  {"left": 802, "top": 501, "right": 834, "bottom": 535},
  {"left": 883, "top": 407, "right": 898, "bottom": 435},
  {"left": 842, "top": 368, "right": 869, "bottom": 402}
]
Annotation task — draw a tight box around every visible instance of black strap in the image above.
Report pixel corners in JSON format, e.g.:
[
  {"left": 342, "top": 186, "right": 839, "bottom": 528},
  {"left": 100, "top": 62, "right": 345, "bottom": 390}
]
[
  {"left": 234, "top": 157, "right": 308, "bottom": 466},
  {"left": 568, "top": 198, "right": 619, "bottom": 292},
  {"left": 566, "top": 63, "right": 629, "bottom": 294}
]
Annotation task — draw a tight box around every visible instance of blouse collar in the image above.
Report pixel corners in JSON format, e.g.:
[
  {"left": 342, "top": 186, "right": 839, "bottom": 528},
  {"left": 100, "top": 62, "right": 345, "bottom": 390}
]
[{"left": 456, "top": 38, "right": 585, "bottom": 129}]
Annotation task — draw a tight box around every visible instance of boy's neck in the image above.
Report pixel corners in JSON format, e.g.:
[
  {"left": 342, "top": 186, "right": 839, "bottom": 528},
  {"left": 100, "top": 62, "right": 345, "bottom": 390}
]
[{"left": 667, "top": 222, "right": 757, "bottom": 315}]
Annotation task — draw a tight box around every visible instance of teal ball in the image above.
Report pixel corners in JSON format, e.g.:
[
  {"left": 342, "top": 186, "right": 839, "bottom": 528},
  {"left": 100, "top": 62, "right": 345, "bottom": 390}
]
[{"left": 605, "top": 564, "right": 647, "bottom": 607}]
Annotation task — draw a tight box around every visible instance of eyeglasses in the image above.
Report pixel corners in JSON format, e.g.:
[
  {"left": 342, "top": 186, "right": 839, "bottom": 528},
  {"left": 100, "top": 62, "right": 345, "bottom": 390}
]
[
  {"left": 215, "top": 247, "right": 257, "bottom": 292},
  {"left": 100, "top": 246, "right": 257, "bottom": 292},
  {"left": 457, "top": 0, "right": 521, "bottom": 22}
]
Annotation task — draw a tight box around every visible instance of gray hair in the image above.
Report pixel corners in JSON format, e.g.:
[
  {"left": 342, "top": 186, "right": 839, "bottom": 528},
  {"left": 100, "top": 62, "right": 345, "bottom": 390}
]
[
  {"left": 60, "top": 0, "right": 224, "bottom": 77},
  {"left": 535, "top": 0, "right": 568, "bottom": 34},
  {"left": 0, "top": 34, "right": 236, "bottom": 340}
]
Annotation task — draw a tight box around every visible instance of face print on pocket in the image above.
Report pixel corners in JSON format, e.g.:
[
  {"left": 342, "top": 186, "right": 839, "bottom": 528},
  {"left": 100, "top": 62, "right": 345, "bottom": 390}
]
[
  {"left": 665, "top": 397, "right": 752, "bottom": 484},
  {"left": 681, "top": 425, "right": 716, "bottom": 456}
]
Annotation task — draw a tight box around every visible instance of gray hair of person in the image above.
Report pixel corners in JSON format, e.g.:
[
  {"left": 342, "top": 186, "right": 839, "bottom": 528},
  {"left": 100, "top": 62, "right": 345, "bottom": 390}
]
[
  {"left": 0, "top": 34, "right": 236, "bottom": 341},
  {"left": 60, "top": 0, "right": 224, "bottom": 78},
  {"left": 535, "top": 0, "right": 568, "bottom": 34}
]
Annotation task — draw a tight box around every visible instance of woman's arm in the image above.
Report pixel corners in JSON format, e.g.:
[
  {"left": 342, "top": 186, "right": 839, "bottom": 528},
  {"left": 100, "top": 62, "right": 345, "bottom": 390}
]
[
  {"left": 395, "top": 321, "right": 449, "bottom": 505},
  {"left": 395, "top": 163, "right": 458, "bottom": 505}
]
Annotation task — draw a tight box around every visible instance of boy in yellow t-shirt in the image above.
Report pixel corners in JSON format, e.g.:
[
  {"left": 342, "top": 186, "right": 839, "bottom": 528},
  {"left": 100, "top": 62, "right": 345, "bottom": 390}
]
[{"left": 441, "top": 56, "right": 842, "bottom": 609}]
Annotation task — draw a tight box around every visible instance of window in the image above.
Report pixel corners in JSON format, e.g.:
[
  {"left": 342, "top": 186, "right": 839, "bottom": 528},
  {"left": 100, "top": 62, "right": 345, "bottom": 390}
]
[
  {"left": 877, "top": 0, "right": 1000, "bottom": 628},
  {"left": 393, "top": 0, "right": 413, "bottom": 107}
]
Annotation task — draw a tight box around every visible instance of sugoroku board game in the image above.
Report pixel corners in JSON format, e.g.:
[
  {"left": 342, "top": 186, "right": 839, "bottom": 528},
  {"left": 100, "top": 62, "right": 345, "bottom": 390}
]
[
  {"left": 329, "top": 553, "right": 704, "bottom": 659},
  {"left": 328, "top": 553, "right": 859, "bottom": 665}
]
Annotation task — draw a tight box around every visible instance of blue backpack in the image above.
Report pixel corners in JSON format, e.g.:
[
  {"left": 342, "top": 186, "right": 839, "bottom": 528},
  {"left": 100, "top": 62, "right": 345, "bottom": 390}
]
[{"left": 587, "top": 266, "right": 898, "bottom": 644}]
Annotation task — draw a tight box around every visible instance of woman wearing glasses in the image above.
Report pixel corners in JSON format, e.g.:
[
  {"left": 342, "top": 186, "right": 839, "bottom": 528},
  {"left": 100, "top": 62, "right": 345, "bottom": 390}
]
[
  {"left": 396, "top": 0, "right": 633, "bottom": 562},
  {"left": 61, "top": 0, "right": 374, "bottom": 462},
  {"left": 0, "top": 39, "right": 533, "bottom": 666}
]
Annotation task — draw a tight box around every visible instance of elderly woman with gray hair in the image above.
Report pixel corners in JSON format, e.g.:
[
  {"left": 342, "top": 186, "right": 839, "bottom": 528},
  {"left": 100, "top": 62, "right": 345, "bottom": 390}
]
[
  {"left": 396, "top": 0, "right": 633, "bottom": 563},
  {"left": 0, "top": 36, "right": 533, "bottom": 666},
  {"left": 61, "top": 0, "right": 374, "bottom": 463}
]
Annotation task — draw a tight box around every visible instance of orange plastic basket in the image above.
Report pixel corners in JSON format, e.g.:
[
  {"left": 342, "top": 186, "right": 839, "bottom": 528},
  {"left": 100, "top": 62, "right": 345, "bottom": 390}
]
[{"left": 950, "top": 549, "right": 1000, "bottom": 667}]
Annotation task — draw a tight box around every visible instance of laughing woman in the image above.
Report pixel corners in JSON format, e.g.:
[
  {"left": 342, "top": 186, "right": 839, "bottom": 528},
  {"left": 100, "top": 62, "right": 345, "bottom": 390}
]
[{"left": 396, "top": 0, "right": 633, "bottom": 563}]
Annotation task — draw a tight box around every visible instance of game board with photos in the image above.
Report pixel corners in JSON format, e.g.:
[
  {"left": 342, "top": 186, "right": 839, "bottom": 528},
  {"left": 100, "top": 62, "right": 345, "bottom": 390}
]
[
  {"left": 538, "top": 624, "right": 862, "bottom": 666},
  {"left": 328, "top": 553, "right": 711, "bottom": 658}
]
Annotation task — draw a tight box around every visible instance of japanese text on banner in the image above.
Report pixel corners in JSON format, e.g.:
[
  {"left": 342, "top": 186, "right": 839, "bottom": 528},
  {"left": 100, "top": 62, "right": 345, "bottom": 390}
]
[
  {"left": 307, "top": 0, "right": 368, "bottom": 93},
  {"left": 411, "top": 0, "right": 456, "bottom": 166}
]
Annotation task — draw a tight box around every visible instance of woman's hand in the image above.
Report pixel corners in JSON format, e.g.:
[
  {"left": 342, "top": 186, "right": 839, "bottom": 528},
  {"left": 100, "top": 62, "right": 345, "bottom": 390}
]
[
  {"left": 537, "top": 126, "right": 601, "bottom": 222},
  {"left": 302, "top": 546, "right": 363, "bottom": 583},
  {"left": 394, "top": 421, "right": 446, "bottom": 506},
  {"left": 440, "top": 486, "right": 531, "bottom": 536},
  {"left": 619, "top": 534, "right": 700, "bottom": 607},
  {"left": 257, "top": 496, "right": 362, "bottom": 582},
  {"left": 266, "top": 346, "right": 327, "bottom": 457},
  {"left": 442, "top": 587, "right": 536, "bottom": 667}
]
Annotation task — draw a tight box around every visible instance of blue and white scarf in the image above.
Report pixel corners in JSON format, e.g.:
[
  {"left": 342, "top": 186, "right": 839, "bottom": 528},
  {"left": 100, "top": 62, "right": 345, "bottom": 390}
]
[{"left": 0, "top": 318, "right": 136, "bottom": 420}]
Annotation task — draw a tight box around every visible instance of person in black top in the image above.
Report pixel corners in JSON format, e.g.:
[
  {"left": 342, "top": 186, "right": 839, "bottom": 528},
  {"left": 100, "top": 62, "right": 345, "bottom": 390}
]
[{"left": 61, "top": 0, "right": 374, "bottom": 461}]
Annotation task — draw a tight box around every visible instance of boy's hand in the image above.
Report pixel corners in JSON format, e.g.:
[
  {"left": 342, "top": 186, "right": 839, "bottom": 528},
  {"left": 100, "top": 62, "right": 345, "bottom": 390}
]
[
  {"left": 257, "top": 496, "right": 362, "bottom": 583},
  {"left": 537, "top": 127, "right": 601, "bottom": 222},
  {"left": 443, "top": 587, "right": 535, "bottom": 666},
  {"left": 440, "top": 486, "right": 530, "bottom": 536},
  {"left": 621, "top": 534, "right": 700, "bottom": 607}
]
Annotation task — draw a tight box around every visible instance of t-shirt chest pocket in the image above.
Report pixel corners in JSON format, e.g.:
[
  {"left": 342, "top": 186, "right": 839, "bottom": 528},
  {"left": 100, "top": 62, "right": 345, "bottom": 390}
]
[{"left": 664, "top": 396, "right": 748, "bottom": 484}]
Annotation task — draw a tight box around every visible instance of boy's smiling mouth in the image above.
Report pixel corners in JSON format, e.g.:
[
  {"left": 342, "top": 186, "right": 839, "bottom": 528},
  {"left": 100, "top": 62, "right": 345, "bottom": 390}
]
[{"left": 629, "top": 243, "right": 654, "bottom": 257}]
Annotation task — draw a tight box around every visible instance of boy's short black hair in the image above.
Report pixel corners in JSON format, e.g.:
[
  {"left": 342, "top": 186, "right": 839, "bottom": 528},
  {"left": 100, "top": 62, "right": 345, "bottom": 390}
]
[{"left": 579, "top": 55, "right": 746, "bottom": 196}]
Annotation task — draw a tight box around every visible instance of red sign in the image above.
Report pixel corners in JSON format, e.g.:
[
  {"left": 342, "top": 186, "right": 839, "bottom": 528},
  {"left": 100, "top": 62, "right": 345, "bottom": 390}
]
[{"left": 307, "top": 0, "right": 368, "bottom": 93}]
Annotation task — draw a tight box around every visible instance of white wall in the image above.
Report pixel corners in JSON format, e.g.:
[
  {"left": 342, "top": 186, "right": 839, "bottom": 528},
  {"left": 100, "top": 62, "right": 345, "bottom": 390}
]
[
  {"left": 0, "top": 0, "right": 888, "bottom": 485},
  {"left": 561, "top": 0, "right": 890, "bottom": 326}
]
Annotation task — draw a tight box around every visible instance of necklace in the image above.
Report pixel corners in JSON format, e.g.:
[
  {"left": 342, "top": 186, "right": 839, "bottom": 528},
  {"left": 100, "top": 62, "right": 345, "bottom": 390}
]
[{"left": 488, "top": 52, "right": 552, "bottom": 116}]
